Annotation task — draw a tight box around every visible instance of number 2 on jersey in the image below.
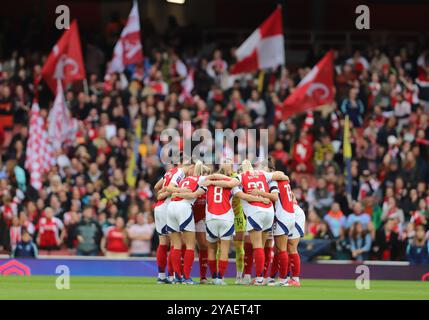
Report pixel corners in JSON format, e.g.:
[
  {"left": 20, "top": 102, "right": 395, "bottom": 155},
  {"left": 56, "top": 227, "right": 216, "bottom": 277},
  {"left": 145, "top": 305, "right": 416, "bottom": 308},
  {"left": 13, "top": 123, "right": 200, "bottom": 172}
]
[{"left": 248, "top": 181, "right": 265, "bottom": 192}]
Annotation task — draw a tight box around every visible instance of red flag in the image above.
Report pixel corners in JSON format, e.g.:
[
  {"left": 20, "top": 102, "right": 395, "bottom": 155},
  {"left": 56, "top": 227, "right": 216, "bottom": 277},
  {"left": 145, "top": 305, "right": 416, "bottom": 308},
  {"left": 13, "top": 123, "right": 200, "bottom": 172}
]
[
  {"left": 106, "top": 1, "right": 143, "bottom": 74},
  {"left": 283, "top": 50, "right": 334, "bottom": 119},
  {"left": 231, "top": 6, "right": 284, "bottom": 74},
  {"left": 42, "top": 20, "right": 86, "bottom": 94}
]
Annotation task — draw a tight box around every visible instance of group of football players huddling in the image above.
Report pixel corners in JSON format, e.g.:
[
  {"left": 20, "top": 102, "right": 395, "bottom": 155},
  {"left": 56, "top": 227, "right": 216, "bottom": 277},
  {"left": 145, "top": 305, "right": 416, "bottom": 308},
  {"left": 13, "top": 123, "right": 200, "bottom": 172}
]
[{"left": 153, "top": 156, "right": 305, "bottom": 286}]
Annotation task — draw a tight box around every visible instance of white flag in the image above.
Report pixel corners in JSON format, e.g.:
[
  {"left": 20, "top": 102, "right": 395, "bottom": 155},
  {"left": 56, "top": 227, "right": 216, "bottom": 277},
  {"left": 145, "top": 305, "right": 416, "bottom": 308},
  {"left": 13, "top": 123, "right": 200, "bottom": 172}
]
[
  {"left": 48, "top": 81, "right": 75, "bottom": 150},
  {"left": 231, "top": 6, "right": 284, "bottom": 74}
]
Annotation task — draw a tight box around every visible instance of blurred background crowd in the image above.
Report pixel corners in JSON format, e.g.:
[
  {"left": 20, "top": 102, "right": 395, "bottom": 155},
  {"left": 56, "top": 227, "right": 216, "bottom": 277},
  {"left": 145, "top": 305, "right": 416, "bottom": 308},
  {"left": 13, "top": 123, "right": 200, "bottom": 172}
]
[{"left": 0, "top": 0, "right": 428, "bottom": 264}]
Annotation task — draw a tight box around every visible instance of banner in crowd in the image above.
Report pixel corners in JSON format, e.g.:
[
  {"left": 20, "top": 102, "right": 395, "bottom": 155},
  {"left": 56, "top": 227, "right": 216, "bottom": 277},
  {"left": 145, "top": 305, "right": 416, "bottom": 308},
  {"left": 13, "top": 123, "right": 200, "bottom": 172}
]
[
  {"left": 230, "top": 6, "right": 284, "bottom": 74},
  {"left": 179, "top": 68, "right": 194, "bottom": 103},
  {"left": 283, "top": 50, "right": 334, "bottom": 119},
  {"left": 126, "top": 118, "right": 142, "bottom": 187},
  {"left": 107, "top": 0, "right": 144, "bottom": 74},
  {"left": 25, "top": 102, "right": 55, "bottom": 190},
  {"left": 41, "top": 20, "right": 86, "bottom": 94},
  {"left": 48, "top": 81, "right": 77, "bottom": 151}
]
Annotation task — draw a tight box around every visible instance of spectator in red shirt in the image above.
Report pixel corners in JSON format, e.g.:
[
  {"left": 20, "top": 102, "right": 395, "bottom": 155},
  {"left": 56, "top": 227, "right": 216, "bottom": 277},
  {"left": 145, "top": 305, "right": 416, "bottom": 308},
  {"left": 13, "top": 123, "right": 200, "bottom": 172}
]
[
  {"left": 36, "top": 207, "right": 64, "bottom": 251},
  {"left": 271, "top": 141, "right": 289, "bottom": 167},
  {"left": 101, "top": 216, "right": 129, "bottom": 258},
  {"left": 291, "top": 131, "right": 314, "bottom": 173}
]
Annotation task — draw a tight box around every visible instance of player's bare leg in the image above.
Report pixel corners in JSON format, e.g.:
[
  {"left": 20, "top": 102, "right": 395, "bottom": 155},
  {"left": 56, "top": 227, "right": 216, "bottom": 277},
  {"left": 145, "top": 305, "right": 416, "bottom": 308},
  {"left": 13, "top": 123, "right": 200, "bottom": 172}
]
[
  {"left": 196, "top": 231, "right": 208, "bottom": 284},
  {"left": 249, "top": 230, "right": 265, "bottom": 285},
  {"left": 182, "top": 231, "right": 196, "bottom": 284},
  {"left": 156, "top": 234, "right": 171, "bottom": 283},
  {"left": 287, "top": 238, "right": 301, "bottom": 286}
]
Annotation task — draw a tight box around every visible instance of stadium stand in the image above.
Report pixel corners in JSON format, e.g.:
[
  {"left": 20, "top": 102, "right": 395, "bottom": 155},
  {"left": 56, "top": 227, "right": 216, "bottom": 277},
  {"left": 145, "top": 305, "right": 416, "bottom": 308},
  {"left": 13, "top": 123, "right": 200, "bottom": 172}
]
[{"left": 0, "top": 8, "right": 428, "bottom": 265}]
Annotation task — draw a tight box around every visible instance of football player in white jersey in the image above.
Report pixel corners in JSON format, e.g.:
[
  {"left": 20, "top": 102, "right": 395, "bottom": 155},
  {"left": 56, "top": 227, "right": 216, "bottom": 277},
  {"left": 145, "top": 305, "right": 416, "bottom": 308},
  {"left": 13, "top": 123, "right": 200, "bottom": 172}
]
[{"left": 153, "top": 163, "right": 192, "bottom": 284}]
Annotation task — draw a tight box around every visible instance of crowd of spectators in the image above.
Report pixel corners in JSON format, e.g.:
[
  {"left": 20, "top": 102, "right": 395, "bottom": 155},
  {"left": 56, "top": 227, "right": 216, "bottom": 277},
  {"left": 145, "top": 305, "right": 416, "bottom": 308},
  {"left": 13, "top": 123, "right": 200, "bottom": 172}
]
[{"left": 0, "top": 27, "right": 428, "bottom": 263}]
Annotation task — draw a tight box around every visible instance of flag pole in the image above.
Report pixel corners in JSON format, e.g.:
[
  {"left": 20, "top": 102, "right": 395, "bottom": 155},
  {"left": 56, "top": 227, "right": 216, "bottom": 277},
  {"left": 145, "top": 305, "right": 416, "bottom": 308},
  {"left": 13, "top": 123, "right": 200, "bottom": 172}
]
[
  {"left": 257, "top": 70, "right": 265, "bottom": 94},
  {"left": 343, "top": 115, "right": 353, "bottom": 207}
]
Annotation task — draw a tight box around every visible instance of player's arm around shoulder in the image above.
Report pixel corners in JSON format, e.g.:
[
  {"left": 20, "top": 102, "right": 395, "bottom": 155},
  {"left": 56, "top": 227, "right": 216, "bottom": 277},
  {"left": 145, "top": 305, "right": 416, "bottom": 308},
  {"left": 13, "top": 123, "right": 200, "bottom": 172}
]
[
  {"left": 203, "top": 176, "right": 240, "bottom": 189},
  {"left": 156, "top": 190, "right": 170, "bottom": 200},
  {"left": 205, "top": 173, "right": 230, "bottom": 180},
  {"left": 164, "top": 185, "right": 191, "bottom": 193},
  {"left": 154, "top": 178, "right": 164, "bottom": 192},
  {"left": 270, "top": 171, "right": 289, "bottom": 181},
  {"left": 234, "top": 190, "right": 271, "bottom": 205},
  {"left": 249, "top": 188, "right": 279, "bottom": 202},
  {"left": 172, "top": 188, "right": 206, "bottom": 200}
]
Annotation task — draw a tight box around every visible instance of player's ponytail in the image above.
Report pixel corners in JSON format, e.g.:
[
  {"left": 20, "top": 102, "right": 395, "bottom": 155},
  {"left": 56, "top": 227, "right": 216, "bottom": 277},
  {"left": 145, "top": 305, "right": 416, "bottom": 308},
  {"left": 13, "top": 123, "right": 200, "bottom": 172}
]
[
  {"left": 219, "top": 158, "right": 233, "bottom": 176},
  {"left": 218, "top": 167, "right": 227, "bottom": 175},
  {"left": 241, "top": 159, "right": 254, "bottom": 173},
  {"left": 202, "top": 165, "right": 212, "bottom": 175},
  {"left": 193, "top": 160, "right": 204, "bottom": 176},
  {"left": 182, "top": 162, "right": 194, "bottom": 175}
]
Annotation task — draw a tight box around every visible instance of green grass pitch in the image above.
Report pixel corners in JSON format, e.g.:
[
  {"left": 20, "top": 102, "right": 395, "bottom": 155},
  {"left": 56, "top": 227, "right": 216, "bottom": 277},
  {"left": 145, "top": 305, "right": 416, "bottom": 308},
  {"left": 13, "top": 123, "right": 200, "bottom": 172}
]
[{"left": 0, "top": 276, "right": 427, "bottom": 300}]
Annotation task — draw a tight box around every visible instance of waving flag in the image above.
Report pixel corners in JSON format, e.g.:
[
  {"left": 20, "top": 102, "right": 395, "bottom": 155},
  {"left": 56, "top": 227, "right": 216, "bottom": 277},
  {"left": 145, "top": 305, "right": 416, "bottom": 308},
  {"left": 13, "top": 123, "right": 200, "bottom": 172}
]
[
  {"left": 107, "top": 0, "right": 143, "bottom": 74},
  {"left": 231, "top": 6, "right": 284, "bottom": 74},
  {"left": 126, "top": 119, "right": 142, "bottom": 187},
  {"left": 25, "top": 102, "right": 55, "bottom": 190},
  {"left": 179, "top": 68, "right": 194, "bottom": 104},
  {"left": 42, "top": 20, "right": 86, "bottom": 94},
  {"left": 48, "top": 81, "right": 76, "bottom": 151},
  {"left": 283, "top": 50, "right": 334, "bottom": 119}
]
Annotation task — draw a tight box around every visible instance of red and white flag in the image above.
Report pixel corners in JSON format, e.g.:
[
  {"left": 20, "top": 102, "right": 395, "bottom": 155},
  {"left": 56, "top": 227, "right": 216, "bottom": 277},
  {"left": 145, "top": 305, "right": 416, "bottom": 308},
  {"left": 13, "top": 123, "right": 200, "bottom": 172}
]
[
  {"left": 283, "top": 50, "right": 334, "bottom": 119},
  {"left": 42, "top": 20, "right": 86, "bottom": 94},
  {"left": 231, "top": 6, "right": 284, "bottom": 74},
  {"left": 48, "top": 81, "right": 77, "bottom": 150},
  {"left": 179, "top": 68, "right": 194, "bottom": 104},
  {"left": 107, "top": 1, "right": 143, "bottom": 74},
  {"left": 25, "top": 102, "right": 55, "bottom": 190}
]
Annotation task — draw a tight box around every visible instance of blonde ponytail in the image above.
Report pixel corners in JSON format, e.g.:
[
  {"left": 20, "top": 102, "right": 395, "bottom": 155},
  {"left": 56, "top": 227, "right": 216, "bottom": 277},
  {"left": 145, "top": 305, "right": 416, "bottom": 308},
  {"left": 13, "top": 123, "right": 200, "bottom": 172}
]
[
  {"left": 202, "top": 165, "right": 212, "bottom": 175},
  {"left": 241, "top": 159, "right": 254, "bottom": 173},
  {"left": 219, "top": 158, "right": 233, "bottom": 176},
  {"left": 193, "top": 160, "right": 204, "bottom": 176}
]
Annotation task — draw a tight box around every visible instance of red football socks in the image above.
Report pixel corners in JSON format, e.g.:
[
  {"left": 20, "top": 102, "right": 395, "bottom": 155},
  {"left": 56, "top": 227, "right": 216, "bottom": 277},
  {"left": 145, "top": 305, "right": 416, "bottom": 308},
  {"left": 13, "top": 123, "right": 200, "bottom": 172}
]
[
  {"left": 172, "top": 248, "right": 183, "bottom": 278},
  {"left": 208, "top": 259, "right": 217, "bottom": 278},
  {"left": 289, "top": 253, "right": 301, "bottom": 277},
  {"left": 253, "top": 248, "right": 265, "bottom": 277},
  {"left": 270, "top": 251, "right": 279, "bottom": 278},
  {"left": 263, "top": 246, "right": 273, "bottom": 278},
  {"left": 218, "top": 260, "right": 228, "bottom": 278},
  {"left": 244, "top": 242, "right": 253, "bottom": 275},
  {"left": 181, "top": 244, "right": 186, "bottom": 274},
  {"left": 183, "top": 249, "right": 195, "bottom": 279},
  {"left": 167, "top": 248, "right": 174, "bottom": 276},
  {"left": 199, "top": 249, "right": 208, "bottom": 279},
  {"left": 156, "top": 244, "right": 168, "bottom": 273},
  {"left": 278, "top": 251, "right": 289, "bottom": 279}
]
